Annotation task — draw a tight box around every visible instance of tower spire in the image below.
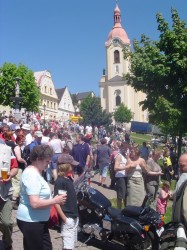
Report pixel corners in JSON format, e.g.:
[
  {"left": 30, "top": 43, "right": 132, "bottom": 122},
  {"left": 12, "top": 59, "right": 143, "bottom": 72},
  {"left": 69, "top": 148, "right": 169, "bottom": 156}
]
[{"left": 114, "top": 0, "right": 121, "bottom": 24}]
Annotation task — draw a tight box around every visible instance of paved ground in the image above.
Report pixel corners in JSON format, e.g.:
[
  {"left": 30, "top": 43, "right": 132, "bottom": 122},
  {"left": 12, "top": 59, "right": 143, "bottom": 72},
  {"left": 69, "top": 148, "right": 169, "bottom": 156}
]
[{"left": 0, "top": 174, "right": 123, "bottom": 250}]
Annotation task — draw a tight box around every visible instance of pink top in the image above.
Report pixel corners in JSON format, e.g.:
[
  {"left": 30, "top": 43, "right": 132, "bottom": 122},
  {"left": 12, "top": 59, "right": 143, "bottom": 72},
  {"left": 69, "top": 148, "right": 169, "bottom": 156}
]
[{"left": 156, "top": 189, "right": 169, "bottom": 215}]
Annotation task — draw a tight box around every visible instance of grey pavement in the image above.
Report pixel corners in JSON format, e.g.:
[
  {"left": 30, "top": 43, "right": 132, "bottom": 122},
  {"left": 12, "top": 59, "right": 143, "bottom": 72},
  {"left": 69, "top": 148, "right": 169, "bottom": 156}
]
[{"left": 0, "top": 174, "right": 123, "bottom": 250}]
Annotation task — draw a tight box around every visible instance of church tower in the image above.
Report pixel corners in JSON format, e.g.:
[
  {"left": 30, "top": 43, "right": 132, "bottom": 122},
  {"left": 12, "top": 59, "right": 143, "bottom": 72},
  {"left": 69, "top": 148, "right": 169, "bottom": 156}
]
[
  {"left": 105, "top": 2, "right": 130, "bottom": 80},
  {"left": 99, "top": 1, "right": 147, "bottom": 123}
]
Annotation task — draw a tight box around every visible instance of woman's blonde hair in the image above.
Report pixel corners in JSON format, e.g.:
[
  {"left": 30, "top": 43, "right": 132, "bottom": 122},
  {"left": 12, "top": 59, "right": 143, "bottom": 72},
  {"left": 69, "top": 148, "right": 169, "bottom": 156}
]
[{"left": 57, "top": 163, "right": 72, "bottom": 177}]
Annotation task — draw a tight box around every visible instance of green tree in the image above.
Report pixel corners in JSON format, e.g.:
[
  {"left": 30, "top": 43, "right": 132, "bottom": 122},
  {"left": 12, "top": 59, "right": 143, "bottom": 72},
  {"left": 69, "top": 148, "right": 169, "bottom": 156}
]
[
  {"left": 71, "top": 94, "right": 78, "bottom": 106},
  {"left": 114, "top": 103, "right": 133, "bottom": 124},
  {"left": 0, "top": 62, "right": 40, "bottom": 111},
  {"left": 123, "top": 9, "right": 187, "bottom": 155},
  {"left": 80, "top": 94, "right": 112, "bottom": 127}
]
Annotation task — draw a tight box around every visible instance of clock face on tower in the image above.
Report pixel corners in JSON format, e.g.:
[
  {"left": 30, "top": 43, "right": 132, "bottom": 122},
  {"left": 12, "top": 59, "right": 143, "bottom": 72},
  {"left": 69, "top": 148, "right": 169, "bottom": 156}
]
[{"left": 113, "top": 38, "right": 119, "bottom": 46}]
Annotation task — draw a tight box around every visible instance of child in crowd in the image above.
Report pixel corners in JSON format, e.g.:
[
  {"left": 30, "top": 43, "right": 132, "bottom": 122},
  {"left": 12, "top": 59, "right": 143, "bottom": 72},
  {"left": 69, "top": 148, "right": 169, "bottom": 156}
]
[
  {"left": 156, "top": 181, "right": 172, "bottom": 215},
  {"left": 54, "top": 154, "right": 79, "bottom": 250}
]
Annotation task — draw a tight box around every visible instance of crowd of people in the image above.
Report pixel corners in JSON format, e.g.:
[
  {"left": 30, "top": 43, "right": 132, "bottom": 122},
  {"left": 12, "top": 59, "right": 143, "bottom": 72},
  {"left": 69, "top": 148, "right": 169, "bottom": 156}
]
[{"left": 0, "top": 113, "right": 187, "bottom": 250}]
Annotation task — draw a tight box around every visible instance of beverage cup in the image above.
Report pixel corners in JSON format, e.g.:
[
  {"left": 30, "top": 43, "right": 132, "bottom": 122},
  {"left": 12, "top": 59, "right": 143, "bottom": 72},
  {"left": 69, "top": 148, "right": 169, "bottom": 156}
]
[
  {"left": 58, "top": 190, "right": 67, "bottom": 195},
  {"left": 1, "top": 168, "right": 8, "bottom": 180}
]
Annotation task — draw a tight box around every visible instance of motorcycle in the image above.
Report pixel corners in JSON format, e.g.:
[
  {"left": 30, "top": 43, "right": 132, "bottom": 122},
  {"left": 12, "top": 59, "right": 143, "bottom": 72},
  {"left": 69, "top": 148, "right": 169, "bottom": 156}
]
[{"left": 74, "top": 169, "right": 164, "bottom": 250}]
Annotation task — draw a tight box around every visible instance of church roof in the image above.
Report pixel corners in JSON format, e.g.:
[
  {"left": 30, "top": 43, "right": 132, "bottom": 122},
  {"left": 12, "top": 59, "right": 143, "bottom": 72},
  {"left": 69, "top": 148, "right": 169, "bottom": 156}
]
[
  {"left": 108, "top": 75, "right": 124, "bottom": 82},
  {"left": 105, "top": 3, "right": 130, "bottom": 46},
  {"left": 56, "top": 88, "right": 66, "bottom": 103}
]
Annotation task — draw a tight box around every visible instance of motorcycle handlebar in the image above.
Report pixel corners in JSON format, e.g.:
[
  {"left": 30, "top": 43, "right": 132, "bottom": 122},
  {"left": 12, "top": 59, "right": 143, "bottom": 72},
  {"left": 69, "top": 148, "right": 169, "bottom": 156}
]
[{"left": 73, "top": 167, "right": 99, "bottom": 191}]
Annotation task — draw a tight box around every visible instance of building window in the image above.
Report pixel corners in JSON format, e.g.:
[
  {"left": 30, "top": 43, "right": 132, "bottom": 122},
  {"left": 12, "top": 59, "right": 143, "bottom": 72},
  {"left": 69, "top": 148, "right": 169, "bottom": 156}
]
[
  {"left": 54, "top": 103, "right": 56, "bottom": 110},
  {"left": 115, "top": 65, "right": 119, "bottom": 73},
  {"left": 47, "top": 101, "right": 49, "bottom": 108},
  {"left": 64, "top": 103, "right": 66, "bottom": 109},
  {"left": 50, "top": 88, "right": 52, "bottom": 95},
  {"left": 114, "top": 50, "right": 120, "bottom": 63},
  {"left": 44, "top": 86, "right": 47, "bottom": 93},
  {"left": 51, "top": 102, "right": 53, "bottom": 108},
  {"left": 116, "top": 95, "right": 121, "bottom": 106}
]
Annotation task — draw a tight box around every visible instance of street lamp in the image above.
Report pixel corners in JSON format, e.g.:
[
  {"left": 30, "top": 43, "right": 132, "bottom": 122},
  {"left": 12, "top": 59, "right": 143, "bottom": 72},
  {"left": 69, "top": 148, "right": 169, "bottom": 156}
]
[{"left": 43, "top": 104, "right": 46, "bottom": 128}]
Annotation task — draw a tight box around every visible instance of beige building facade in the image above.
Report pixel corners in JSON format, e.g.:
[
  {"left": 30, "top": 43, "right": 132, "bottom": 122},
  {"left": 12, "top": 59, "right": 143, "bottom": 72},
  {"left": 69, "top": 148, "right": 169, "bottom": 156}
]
[
  {"left": 99, "top": 3, "right": 147, "bottom": 122},
  {"left": 34, "top": 70, "right": 59, "bottom": 120}
]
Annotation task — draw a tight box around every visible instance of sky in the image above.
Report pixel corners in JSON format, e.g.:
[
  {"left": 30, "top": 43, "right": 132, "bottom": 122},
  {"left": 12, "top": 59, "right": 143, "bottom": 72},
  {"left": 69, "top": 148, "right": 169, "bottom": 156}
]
[{"left": 0, "top": 0, "right": 186, "bottom": 96}]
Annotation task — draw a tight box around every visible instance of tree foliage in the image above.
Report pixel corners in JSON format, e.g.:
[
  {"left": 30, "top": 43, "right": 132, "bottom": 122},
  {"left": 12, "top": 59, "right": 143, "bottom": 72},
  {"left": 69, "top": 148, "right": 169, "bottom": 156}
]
[
  {"left": 80, "top": 94, "right": 112, "bottom": 127},
  {"left": 71, "top": 94, "right": 78, "bottom": 106},
  {"left": 123, "top": 8, "right": 187, "bottom": 151},
  {"left": 114, "top": 103, "right": 133, "bottom": 124},
  {"left": 0, "top": 62, "right": 40, "bottom": 111}
]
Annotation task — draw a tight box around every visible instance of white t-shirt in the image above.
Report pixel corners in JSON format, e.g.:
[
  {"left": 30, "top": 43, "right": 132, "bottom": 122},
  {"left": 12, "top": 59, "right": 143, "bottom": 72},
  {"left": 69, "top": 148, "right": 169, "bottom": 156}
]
[
  {"left": 25, "top": 133, "right": 33, "bottom": 146},
  {"left": 49, "top": 139, "right": 62, "bottom": 154},
  {"left": 86, "top": 126, "right": 92, "bottom": 133},
  {"left": 41, "top": 136, "right": 50, "bottom": 145}
]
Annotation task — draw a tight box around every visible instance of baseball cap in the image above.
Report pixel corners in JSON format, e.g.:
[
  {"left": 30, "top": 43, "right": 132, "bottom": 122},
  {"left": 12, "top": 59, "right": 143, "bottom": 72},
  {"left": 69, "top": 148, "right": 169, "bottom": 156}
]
[
  {"left": 57, "top": 154, "right": 79, "bottom": 166},
  {"left": 34, "top": 131, "right": 43, "bottom": 137},
  {"left": 22, "top": 124, "right": 31, "bottom": 130},
  {"left": 15, "top": 125, "right": 21, "bottom": 130}
]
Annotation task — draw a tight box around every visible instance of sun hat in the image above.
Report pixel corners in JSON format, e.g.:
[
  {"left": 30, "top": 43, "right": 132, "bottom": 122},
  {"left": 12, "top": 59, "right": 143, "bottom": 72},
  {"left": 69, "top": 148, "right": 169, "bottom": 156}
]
[
  {"left": 57, "top": 154, "right": 79, "bottom": 166},
  {"left": 22, "top": 124, "right": 31, "bottom": 130},
  {"left": 34, "top": 131, "right": 43, "bottom": 137}
]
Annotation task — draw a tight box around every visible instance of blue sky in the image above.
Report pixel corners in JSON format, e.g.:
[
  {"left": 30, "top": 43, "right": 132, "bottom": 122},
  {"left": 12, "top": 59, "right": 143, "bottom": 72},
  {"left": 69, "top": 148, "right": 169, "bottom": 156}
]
[{"left": 0, "top": 0, "right": 186, "bottom": 96}]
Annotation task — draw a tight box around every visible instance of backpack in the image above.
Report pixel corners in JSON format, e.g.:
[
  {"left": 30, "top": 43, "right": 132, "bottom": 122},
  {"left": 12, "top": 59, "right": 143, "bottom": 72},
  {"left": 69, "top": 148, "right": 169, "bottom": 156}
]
[
  {"left": 48, "top": 205, "right": 60, "bottom": 231},
  {"left": 23, "top": 143, "right": 31, "bottom": 166},
  {"left": 160, "top": 180, "right": 187, "bottom": 250},
  {"left": 65, "top": 140, "right": 73, "bottom": 150}
]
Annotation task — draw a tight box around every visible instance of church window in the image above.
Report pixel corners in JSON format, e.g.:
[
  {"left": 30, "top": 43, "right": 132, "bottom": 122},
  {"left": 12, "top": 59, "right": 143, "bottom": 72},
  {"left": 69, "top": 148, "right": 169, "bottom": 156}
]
[
  {"left": 114, "top": 50, "right": 120, "bottom": 63},
  {"left": 116, "top": 95, "right": 121, "bottom": 106},
  {"left": 114, "top": 89, "right": 121, "bottom": 106}
]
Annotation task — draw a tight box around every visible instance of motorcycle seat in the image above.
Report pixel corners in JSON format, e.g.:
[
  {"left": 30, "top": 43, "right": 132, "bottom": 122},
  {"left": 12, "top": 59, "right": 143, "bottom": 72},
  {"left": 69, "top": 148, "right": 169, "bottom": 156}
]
[
  {"left": 122, "top": 206, "right": 143, "bottom": 217},
  {"left": 107, "top": 207, "right": 121, "bottom": 219}
]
